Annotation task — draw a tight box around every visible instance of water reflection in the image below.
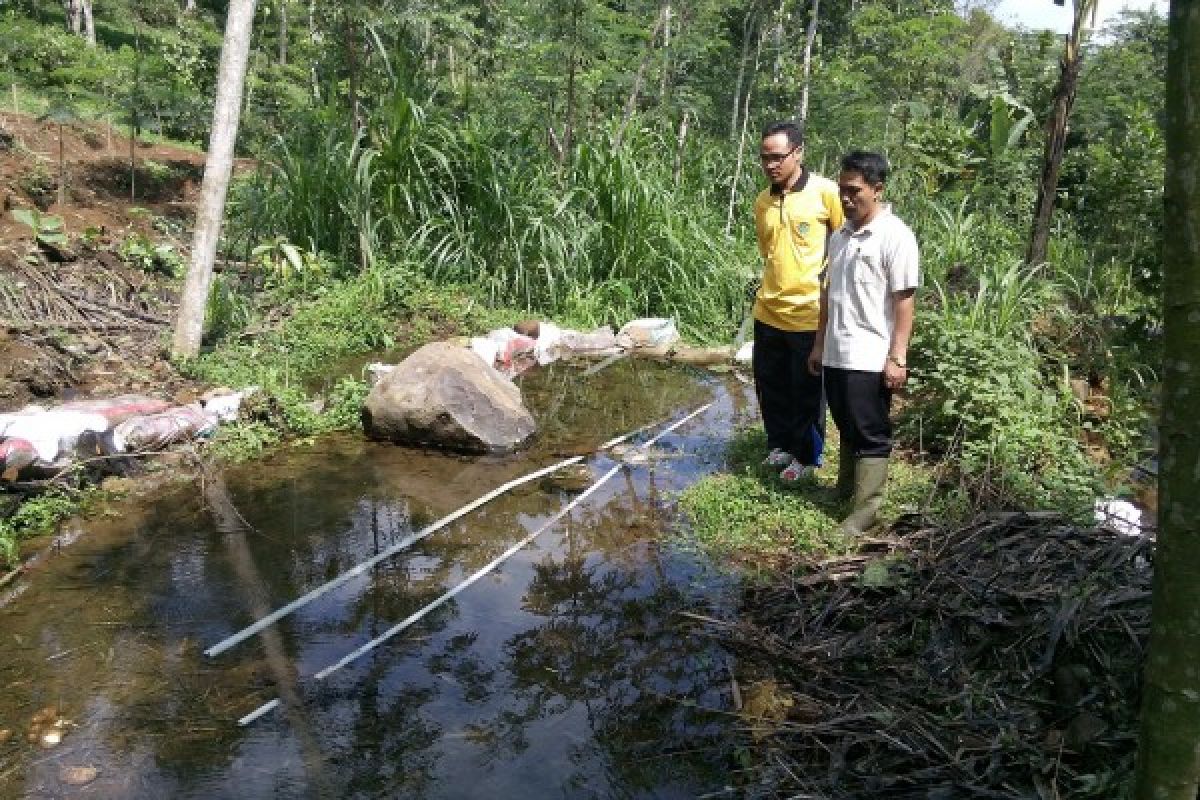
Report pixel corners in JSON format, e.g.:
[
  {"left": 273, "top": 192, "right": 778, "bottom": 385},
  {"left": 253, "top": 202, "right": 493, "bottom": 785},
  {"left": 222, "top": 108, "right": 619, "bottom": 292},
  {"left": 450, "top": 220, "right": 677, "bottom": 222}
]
[{"left": 0, "top": 361, "right": 754, "bottom": 798}]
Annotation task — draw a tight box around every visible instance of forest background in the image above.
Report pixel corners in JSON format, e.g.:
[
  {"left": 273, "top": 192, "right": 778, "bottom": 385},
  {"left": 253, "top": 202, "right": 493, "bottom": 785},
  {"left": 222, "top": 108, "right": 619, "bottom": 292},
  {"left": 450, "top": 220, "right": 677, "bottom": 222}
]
[
  {"left": 0, "top": 0, "right": 1184, "bottom": 795},
  {"left": 0, "top": 0, "right": 1166, "bottom": 567},
  {"left": 0, "top": 0, "right": 1168, "bottom": 565}
]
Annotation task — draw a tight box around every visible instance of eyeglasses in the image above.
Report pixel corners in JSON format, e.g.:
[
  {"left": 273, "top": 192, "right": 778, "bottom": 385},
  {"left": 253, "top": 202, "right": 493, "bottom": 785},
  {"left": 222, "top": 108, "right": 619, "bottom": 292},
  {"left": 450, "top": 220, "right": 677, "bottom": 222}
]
[{"left": 759, "top": 146, "right": 799, "bottom": 165}]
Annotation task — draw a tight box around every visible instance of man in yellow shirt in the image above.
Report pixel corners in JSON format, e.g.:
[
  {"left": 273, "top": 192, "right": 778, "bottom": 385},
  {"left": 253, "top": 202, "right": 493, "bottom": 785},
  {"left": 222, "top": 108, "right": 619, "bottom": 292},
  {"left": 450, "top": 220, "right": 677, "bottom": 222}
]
[{"left": 751, "top": 121, "right": 845, "bottom": 484}]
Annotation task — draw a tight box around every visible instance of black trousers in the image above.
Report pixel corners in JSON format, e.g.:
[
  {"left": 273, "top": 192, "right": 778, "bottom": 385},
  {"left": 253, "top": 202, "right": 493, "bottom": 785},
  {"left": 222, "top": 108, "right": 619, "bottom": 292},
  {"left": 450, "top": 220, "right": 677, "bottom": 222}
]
[
  {"left": 752, "top": 320, "right": 825, "bottom": 466},
  {"left": 824, "top": 366, "right": 893, "bottom": 458}
]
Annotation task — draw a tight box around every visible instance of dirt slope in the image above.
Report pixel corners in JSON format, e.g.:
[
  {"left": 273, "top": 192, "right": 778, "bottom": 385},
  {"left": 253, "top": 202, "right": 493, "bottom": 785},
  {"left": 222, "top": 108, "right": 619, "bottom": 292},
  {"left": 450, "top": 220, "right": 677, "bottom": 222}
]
[{"left": 0, "top": 113, "right": 211, "bottom": 408}]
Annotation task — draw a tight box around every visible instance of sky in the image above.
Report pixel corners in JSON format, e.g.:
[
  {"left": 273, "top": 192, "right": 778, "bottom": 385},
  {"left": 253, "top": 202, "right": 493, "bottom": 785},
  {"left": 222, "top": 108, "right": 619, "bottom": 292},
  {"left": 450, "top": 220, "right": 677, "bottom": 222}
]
[{"left": 989, "top": 0, "right": 1168, "bottom": 34}]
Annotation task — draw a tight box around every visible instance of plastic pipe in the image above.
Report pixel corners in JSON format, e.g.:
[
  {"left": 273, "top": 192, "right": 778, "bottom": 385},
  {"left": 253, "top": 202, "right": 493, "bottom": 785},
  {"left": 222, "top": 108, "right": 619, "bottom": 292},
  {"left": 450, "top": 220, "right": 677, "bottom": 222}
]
[
  {"left": 206, "top": 420, "right": 682, "bottom": 659},
  {"left": 235, "top": 402, "right": 712, "bottom": 726}
]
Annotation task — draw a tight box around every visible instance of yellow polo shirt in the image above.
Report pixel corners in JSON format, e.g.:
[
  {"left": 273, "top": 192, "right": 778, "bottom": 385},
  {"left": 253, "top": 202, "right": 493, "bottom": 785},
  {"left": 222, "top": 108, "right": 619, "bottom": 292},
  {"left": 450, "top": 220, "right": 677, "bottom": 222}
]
[{"left": 751, "top": 171, "right": 844, "bottom": 332}]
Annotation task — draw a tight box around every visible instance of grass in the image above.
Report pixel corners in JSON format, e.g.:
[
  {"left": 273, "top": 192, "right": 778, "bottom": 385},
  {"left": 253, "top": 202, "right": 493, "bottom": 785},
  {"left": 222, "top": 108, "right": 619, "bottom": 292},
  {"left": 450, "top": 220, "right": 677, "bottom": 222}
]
[
  {"left": 677, "top": 426, "right": 937, "bottom": 575},
  {"left": 0, "top": 486, "right": 97, "bottom": 566}
]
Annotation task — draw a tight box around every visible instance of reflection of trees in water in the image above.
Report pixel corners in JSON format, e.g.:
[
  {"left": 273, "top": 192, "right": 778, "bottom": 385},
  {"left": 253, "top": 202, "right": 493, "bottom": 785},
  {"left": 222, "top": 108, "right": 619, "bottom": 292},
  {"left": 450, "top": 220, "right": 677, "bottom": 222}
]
[
  {"left": 327, "top": 682, "right": 443, "bottom": 797},
  {"left": 522, "top": 360, "right": 710, "bottom": 451},
  {"left": 444, "top": 502, "right": 734, "bottom": 793}
]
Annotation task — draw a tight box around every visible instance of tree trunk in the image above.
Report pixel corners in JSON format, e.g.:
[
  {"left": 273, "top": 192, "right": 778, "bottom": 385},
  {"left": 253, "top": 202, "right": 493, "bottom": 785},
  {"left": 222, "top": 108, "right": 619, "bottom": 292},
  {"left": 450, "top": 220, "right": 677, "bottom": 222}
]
[
  {"left": 81, "top": 0, "right": 95, "bottom": 46},
  {"left": 1133, "top": 3, "right": 1200, "bottom": 798},
  {"left": 672, "top": 111, "right": 689, "bottom": 187},
  {"left": 725, "top": 22, "right": 764, "bottom": 236},
  {"left": 62, "top": 0, "right": 82, "bottom": 34},
  {"left": 279, "top": 0, "right": 288, "bottom": 65},
  {"left": 796, "top": 0, "right": 820, "bottom": 136},
  {"left": 563, "top": 0, "right": 582, "bottom": 157},
  {"left": 1025, "top": 0, "right": 1098, "bottom": 267},
  {"left": 658, "top": 2, "right": 672, "bottom": 106},
  {"left": 729, "top": 11, "right": 754, "bottom": 143},
  {"left": 183, "top": 0, "right": 196, "bottom": 12},
  {"left": 615, "top": 1, "right": 672, "bottom": 147},
  {"left": 171, "top": 0, "right": 258, "bottom": 359}
]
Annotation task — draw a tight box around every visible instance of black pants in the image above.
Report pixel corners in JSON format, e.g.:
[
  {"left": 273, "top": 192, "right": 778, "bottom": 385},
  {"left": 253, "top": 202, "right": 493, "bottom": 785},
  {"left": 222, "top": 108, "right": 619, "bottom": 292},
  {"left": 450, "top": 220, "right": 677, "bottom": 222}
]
[
  {"left": 824, "top": 366, "right": 893, "bottom": 458},
  {"left": 752, "top": 320, "right": 825, "bottom": 466}
]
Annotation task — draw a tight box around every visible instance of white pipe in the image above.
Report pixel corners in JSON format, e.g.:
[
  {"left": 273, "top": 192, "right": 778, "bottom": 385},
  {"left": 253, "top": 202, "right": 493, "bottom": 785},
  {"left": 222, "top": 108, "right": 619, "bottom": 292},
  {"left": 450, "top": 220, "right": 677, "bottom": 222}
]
[
  {"left": 235, "top": 402, "right": 712, "bottom": 726},
  {"left": 206, "top": 420, "right": 680, "bottom": 659}
]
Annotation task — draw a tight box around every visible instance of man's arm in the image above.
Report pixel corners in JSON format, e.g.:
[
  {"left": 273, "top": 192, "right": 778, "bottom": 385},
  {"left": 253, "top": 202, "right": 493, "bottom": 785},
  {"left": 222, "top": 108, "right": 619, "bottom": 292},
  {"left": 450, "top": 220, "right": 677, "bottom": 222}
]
[
  {"left": 808, "top": 285, "right": 828, "bottom": 376},
  {"left": 883, "top": 289, "right": 916, "bottom": 390}
]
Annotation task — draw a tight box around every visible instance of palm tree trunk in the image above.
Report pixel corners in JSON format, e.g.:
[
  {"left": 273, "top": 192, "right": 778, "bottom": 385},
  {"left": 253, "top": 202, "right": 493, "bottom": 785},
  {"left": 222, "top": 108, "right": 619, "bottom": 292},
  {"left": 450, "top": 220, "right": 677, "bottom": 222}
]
[
  {"left": 1133, "top": 2, "right": 1200, "bottom": 798},
  {"left": 725, "top": 21, "right": 763, "bottom": 236},
  {"left": 172, "top": 0, "right": 259, "bottom": 359}
]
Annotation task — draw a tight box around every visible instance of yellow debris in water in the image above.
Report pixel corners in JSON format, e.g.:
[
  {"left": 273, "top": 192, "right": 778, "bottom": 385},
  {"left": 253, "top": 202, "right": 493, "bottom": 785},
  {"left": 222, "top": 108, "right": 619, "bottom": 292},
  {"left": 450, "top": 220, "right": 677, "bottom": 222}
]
[
  {"left": 740, "top": 679, "right": 794, "bottom": 740},
  {"left": 60, "top": 766, "right": 99, "bottom": 786}
]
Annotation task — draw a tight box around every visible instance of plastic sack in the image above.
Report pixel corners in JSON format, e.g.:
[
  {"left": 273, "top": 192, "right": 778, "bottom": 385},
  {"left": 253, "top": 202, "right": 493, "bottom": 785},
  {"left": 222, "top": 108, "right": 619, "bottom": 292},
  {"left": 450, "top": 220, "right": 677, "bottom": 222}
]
[
  {"left": 533, "top": 321, "right": 563, "bottom": 366},
  {"left": 58, "top": 394, "right": 170, "bottom": 426},
  {"left": 557, "top": 326, "right": 621, "bottom": 357},
  {"left": 1094, "top": 498, "right": 1145, "bottom": 537},
  {"left": 202, "top": 387, "right": 258, "bottom": 422},
  {"left": 617, "top": 318, "right": 679, "bottom": 351},
  {"left": 735, "top": 340, "right": 754, "bottom": 363},
  {"left": 0, "top": 410, "right": 110, "bottom": 463},
  {"left": 107, "top": 405, "right": 219, "bottom": 454},
  {"left": 365, "top": 363, "right": 396, "bottom": 387},
  {"left": 0, "top": 438, "right": 37, "bottom": 473}
]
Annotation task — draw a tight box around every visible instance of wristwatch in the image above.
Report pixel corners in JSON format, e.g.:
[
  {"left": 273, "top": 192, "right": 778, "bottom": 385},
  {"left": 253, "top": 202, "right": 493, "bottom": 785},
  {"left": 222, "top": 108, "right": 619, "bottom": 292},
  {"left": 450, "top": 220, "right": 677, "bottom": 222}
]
[{"left": 888, "top": 355, "right": 907, "bottom": 368}]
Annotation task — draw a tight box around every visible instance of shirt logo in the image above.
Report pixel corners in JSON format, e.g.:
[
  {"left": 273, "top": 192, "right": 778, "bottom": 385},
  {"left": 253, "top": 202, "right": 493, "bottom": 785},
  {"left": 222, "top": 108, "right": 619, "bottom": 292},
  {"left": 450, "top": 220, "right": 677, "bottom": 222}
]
[{"left": 796, "top": 221, "right": 811, "bottom": 236}]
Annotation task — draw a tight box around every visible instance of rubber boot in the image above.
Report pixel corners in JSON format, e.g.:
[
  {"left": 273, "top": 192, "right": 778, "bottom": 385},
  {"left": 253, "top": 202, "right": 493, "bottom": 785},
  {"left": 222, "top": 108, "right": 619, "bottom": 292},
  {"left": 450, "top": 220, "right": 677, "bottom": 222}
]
[
  {"left": 841, "top": 457, "right": 888, "bottom": 535},
  {"left": 835, "top": 441, "right": 855, "bottom": 501}
]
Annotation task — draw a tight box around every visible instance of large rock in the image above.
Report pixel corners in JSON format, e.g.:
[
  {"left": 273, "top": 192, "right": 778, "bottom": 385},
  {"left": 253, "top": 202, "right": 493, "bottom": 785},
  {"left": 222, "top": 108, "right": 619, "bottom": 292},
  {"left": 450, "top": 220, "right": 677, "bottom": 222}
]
[{"left": 362, "top": 342, "right": 536, "bottom": 453}]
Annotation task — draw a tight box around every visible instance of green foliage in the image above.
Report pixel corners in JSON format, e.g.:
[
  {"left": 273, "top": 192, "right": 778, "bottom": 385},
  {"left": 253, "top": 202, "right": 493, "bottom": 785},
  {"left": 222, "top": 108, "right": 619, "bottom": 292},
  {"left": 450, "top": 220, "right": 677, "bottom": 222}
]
[
  {"left": 0, "top": 488, "right": 88, "bottom": 566},
  {"left": 118, "top": 232, "right": 183, "bottom": 275},
  {"left": 10, "top": 208, "right": 67, "bottom": 246},
  {"left": 903, "top": 320, "right": 1099, "bottom": 519}
]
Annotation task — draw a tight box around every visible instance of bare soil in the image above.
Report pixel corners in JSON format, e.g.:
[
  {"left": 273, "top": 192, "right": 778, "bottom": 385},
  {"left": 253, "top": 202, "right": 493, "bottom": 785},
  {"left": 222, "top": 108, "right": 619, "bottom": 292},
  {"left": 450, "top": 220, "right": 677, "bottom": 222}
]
[{"left": 0, "top": 112, "right": 210, "bottom": 408}]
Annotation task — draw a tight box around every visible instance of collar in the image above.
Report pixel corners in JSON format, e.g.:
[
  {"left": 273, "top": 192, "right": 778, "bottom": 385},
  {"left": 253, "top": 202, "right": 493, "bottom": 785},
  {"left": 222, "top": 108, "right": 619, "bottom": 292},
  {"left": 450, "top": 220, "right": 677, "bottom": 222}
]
[
  {"left": 843, "top": 203, "right": 893, "bottom": 236},
  {"left": 769, "top": 165, "right": 809, "bottom": 197}
]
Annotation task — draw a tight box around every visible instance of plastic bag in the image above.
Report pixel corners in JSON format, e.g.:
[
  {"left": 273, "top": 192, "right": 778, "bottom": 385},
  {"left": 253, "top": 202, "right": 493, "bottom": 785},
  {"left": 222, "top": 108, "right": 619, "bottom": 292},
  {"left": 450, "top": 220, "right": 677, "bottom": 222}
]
[{"left": 617, "top": 318, "right": 679, "bottom": 351}]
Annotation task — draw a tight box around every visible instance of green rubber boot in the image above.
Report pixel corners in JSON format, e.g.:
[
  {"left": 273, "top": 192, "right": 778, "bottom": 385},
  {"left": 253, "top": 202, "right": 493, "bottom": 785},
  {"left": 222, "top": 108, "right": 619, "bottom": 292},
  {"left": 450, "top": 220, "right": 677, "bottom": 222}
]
[
  {"left": 835, "top": 442, "right": 855, "bottom": 501},
  {"left": 841, "top": 457, "right": 888, "bottom": 535}
]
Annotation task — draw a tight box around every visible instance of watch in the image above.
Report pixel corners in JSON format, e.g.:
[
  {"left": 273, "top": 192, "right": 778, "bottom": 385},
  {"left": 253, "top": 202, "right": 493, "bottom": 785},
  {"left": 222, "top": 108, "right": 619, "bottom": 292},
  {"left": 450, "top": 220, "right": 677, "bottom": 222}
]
[{"left": 888, "top": 355, "right": 907, "bottom": 368}]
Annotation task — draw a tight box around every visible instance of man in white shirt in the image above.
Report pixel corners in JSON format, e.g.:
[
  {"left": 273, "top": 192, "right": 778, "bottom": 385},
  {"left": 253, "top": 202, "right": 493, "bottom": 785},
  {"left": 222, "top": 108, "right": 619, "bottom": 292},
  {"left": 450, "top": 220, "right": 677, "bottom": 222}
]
[{"left": 808, "top": 151, "right": 919, "bottom": 534}]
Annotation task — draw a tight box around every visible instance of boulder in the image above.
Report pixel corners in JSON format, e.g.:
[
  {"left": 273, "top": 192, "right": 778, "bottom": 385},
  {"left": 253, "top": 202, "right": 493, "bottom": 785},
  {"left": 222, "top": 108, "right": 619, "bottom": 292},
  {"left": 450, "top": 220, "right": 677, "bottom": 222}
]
[{"left": 362, "top": 342, "right": 536, "bottom": 454}]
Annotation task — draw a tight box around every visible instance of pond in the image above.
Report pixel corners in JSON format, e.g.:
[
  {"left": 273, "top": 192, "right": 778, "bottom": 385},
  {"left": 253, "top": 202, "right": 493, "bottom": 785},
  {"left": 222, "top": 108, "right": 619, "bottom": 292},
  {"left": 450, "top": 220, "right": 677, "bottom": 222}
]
[{"left": 0, "top": 359, "right": 758, "bottom": 799}]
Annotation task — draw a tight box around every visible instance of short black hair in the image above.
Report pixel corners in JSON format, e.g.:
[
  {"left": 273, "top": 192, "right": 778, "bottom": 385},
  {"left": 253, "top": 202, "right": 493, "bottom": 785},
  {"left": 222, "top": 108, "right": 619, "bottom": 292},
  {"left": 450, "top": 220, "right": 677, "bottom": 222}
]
[
  {"left": 840, "top": 150, "right": 889, "bottom": 185},
  {"left": 761, "top": 120, "right": 804, "bottom": 150}
]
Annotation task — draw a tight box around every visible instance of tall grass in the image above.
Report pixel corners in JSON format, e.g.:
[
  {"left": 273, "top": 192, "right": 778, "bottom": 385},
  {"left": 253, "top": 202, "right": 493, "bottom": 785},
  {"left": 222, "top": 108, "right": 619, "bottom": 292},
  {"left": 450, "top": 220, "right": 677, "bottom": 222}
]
[{"left": 229, "top": 92, "right": 756, "bottom": 341}]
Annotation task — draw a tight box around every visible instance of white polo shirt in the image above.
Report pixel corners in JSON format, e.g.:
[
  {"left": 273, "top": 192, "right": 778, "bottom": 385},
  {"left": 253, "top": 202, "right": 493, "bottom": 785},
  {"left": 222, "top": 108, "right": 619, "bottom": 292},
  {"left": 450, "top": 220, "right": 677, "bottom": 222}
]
[{"left": 821, "top": 206, "right": 919, "bottom": 372}]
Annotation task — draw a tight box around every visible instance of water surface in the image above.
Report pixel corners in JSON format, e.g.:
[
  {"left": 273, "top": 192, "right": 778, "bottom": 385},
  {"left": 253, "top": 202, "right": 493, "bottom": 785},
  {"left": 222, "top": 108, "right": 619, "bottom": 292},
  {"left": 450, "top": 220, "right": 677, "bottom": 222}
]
[{"left": 0, "top": 359, "right": 756, "bottom": 799}]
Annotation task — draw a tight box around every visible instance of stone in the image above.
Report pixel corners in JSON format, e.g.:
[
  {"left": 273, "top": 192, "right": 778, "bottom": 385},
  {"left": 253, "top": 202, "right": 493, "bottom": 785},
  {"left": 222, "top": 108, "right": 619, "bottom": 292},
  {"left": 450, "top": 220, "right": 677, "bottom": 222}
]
[{"left": 362, "top": 342, "right": 536, "bottom": 454}]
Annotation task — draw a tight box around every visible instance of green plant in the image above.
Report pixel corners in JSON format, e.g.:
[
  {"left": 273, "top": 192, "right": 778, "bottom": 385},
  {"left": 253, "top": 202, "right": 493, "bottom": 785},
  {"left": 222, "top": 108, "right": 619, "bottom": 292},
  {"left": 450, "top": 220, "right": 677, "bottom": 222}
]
[
  {"left": 0, "top": 488, "right": 91, "bottom": 566},
  {"left": 10, "top": 208, "right": 68, "bottom": 247},
  {"left": 902, "top": 320, "right": 1100, "bottom": 518},
  {"left": 118, "top": 232, "right": 184, "bottom": 276}
]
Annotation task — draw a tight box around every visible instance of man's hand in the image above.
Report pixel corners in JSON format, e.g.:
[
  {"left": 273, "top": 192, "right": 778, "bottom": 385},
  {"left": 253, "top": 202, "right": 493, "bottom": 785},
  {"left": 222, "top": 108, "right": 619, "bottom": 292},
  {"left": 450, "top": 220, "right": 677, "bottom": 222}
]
[
  {"left": 807, "top": 339, "right": 823, "bottom": 376},
  {"left": 883, "top": 359, "right": 908, "bottom": 390}
]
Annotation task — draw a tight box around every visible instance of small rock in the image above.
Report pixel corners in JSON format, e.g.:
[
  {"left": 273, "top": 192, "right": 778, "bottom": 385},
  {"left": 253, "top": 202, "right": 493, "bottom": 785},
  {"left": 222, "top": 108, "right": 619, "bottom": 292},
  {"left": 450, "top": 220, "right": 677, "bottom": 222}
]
[
  {"left": 0, "top": 728, "right": 10, "bottom": 744},
  {"left": 40, "top": 730, "right": 62, "bottom": 748},
  {"left": 59, "top": 765, "right": 98, "bottom": 786}
]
